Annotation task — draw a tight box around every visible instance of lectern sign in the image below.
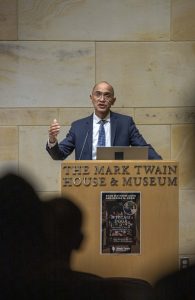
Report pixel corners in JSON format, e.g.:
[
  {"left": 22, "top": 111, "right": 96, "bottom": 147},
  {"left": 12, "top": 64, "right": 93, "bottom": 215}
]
[
  {"left": 61, "top": 163, "right": 178, "bottom": 188},
  {"left": 61, "top": 161, "right": 179, "bottom": 282},
  {"left": 101, "top": 191, "right": 140, "bottom": 254}
]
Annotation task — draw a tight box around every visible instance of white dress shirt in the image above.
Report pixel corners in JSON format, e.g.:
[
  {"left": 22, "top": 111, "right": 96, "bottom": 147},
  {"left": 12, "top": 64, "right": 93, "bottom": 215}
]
[
  {"left": 48, "top": 112, "right": 111, "bottom": 159},
  {"left": 92, "top": 112, "right": 111, "bottom": 160}
]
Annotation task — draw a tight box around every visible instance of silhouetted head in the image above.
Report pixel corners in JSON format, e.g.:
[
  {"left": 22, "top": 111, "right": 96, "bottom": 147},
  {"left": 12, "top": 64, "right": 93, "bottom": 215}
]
[
  {"left": 0, "top": 172, "right": 42, "bottom": 237},
  {"left": 0, "top": 172, "right": 44, "bottom": 279},
  {"left": 43, "top": 196, "right": 84, "bottom": 262}
]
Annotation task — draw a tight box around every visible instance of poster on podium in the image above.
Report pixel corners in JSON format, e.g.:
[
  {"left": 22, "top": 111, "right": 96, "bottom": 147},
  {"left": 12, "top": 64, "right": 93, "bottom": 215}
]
[{"left": 101, "top": 191, "right": 141, "bottom": 254}]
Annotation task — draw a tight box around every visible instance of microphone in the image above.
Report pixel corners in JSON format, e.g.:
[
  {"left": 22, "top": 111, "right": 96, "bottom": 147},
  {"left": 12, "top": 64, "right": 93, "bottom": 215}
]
[{"left": 78, "top": 130, "right": 89, "bottom": 160}]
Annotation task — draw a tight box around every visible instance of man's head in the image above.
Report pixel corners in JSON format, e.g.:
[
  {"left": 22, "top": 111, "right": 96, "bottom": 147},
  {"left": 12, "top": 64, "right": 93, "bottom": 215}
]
[
  {"left": 90, "top": 81, "right": 116, "bottom": 119},
  {"left": 0, "top": 172, "right": 43, "bottom": 243},
  {"left": 0, "top": 172, "right": 44, "bottom": 279},
  {"left": 43, "top": 197, "right": 84, "bottom": 262}
]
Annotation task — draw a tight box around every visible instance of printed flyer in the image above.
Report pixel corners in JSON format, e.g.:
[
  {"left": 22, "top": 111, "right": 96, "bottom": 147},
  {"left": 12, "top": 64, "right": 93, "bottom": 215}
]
[{"left": 101, "top": 191, "right": 140, "bottom": 254}]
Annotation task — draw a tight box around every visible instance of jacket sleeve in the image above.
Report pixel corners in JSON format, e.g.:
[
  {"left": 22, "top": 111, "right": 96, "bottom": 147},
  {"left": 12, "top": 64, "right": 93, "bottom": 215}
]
[
  {"left": 46, "top": 128, "right": 75, "bottom": 160},
  {"left": 129, "top": 117, "right": 162, "bottom": 160}
]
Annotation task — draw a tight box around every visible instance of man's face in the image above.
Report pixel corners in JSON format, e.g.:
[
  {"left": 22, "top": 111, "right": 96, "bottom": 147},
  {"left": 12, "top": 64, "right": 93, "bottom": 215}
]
[{"left": 90, "top": 82, "right": 116, "bottom": 118}]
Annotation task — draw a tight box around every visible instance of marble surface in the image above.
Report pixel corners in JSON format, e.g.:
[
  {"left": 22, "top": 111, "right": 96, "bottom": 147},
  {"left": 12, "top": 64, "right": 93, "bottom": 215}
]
[
  {"left": 1, "top": 41, "right": 195, "bottom": 108},
  {"left": 0, "top": 41, "right": 95, "bottom": 107},
  {"left": 96, "top": 42, "right": 195, "bottom": 107},
  {"left": 138, "top": 124, "right": 170, "bottom": 160},
  {"left": 19, "top": 125, "right": 74, "bottom": 192},
  {"left": 180, "top": 190, "right": 195, "bottom": 254},
  {"left": 172, "top": 0, "right": 195, "bottom": 40},
  {"left": 18, "top": 0, "right": 170, "bottom": 41},
  {"left": 172, "top": 124, "right": 195, "bottom": 189},
  {"left": 0, "top": 0, "right": 195, "bottom": 259},
  {"left": 0, "top": 0, "right": 17, "bottom": 40},
  {"left": 135, "top": 107, "right": 195, "bottom": 124},
  {"left": 0, "top": 126, "right": 18, "bottom": 174},
  {"left": 0, "top": 108, "right": 58, "bottom": 125}
]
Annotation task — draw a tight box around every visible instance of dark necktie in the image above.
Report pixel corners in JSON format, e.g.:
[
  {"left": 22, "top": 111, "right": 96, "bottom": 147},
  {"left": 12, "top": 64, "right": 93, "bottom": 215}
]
[{"left": 97, "top": 120, "right": 106, "bottom": 147}]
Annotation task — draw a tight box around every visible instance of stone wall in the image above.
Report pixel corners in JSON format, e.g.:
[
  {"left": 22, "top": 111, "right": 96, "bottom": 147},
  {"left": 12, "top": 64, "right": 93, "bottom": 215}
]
[{"left": 0, "top": 0, "right": 195, "bottom": 264}]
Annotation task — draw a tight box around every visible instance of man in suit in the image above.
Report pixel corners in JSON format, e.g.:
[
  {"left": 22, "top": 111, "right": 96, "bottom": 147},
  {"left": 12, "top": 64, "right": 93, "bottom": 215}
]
[{"left": 46, "top": 81, "right": 162, "bottom": 160}]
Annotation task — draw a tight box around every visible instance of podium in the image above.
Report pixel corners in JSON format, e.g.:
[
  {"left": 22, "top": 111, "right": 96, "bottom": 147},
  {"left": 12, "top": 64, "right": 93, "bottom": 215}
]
[{"left": 61, "top": 160, "right": 179, "bottom": 284}]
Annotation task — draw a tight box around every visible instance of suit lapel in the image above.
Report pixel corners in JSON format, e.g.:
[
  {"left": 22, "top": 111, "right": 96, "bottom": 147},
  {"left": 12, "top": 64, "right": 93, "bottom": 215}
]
[
  {"left": 85, "top": 114, "right": 93, "bottom": 158},
  {"left": 110, "top": 111, "right": 117, "bottom": 146}
]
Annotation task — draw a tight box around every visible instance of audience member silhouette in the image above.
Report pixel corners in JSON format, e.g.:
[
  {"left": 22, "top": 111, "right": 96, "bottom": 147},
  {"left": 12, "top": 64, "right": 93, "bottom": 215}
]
[
  {"left": 0, "top": 172, "right": 154, "bottom": 300},
  {"left": 41, "top": 196, "right": 104, "bottom": 299},
  {"left": 42, "top": 196, "right": 84, "bottom": 272},
  {"left": 42, "top": 196, "right": 154, "bottom": 300},
  {"left": 154, "top": 264, "right": 195, "bottom": 300},
  {"left": 0, "top": 172, "right": 45, "bottom": 299},
  {"left": 0, "top": 173, "right": 103, "bottom": 299}
]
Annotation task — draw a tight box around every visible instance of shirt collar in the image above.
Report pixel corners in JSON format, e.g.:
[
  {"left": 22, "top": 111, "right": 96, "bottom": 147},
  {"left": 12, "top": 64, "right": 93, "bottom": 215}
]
[{"left": 93, "top": 112, "right": 110, "bottom": 124}]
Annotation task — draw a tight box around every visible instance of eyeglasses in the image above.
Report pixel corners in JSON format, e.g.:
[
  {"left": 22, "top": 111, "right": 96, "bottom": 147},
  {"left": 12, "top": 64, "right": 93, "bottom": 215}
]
[{"left": 92, "top": 91, "right": 113, "bottom": 101}]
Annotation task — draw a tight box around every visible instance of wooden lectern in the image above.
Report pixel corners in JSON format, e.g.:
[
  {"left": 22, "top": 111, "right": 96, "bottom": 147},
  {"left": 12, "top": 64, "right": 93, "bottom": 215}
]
[{"left": 61, "top": 160, "right": 179, "bottom": 284}]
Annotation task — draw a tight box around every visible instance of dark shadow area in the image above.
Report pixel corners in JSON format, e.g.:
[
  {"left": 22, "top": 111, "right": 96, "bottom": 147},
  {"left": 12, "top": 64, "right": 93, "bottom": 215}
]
[
  {"left": 153, "top": 264, "right": 195, "bottom": 300},
  {"left": 0, "top": 172, "right": 154, "bottom": 299},
  {"left": 0, "top": 172, "right": 45, "bottom": 299}
]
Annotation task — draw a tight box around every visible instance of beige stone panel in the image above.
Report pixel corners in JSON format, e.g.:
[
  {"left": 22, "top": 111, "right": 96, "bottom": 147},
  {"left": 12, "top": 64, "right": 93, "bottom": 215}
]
[
  {"left": 172, "top": 0, "right": 195, "bottom": 40},
  {"left": 112, "top": 107, "right": 135, "bottom": 118},
  {"left": 172, "top": 125, "right": 195, "bottom": 189},
  {"left": 59, "top": 107, "right": 134, "bottom": 125},
  {"left": 179, "top": 190, "right": 195, "bottom": 254},
  {"left": 0, "top": 0, "right": 17, "bottom": 40},
  {"left": 0, "top": 108, "right": 58, "bottom": 126},
  {"left": 0, "top": 126, "right": 18, "bottom": 174},
  {"left": 96, "top": 42, "right": 195, "bottom": 107},
  {"left": 0, "top": 162, "right": 18, "bottom": 175},
  {"left": 19, "top": 126, "right": 74, "bottom": 192},
  {"left": 38, "top": 191, "right": 61, "bottom": 201},
  {"left": 18, "top": 0, "right": 170, "bottom": 41},
  {"left": 137, "top": 125, "right": 170, "bottom": 159},
  {"left": 59, "top": 108, "right": 94, "bottom": 125},
  {"left": 135, "top": 107, "right": 195, "bottom": 124},
  {"left": 0, "top": 127, "right": 18, "bottom": 160},
  {"left": 0, "top": 41, "right": 95, "bottom": 107}
]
